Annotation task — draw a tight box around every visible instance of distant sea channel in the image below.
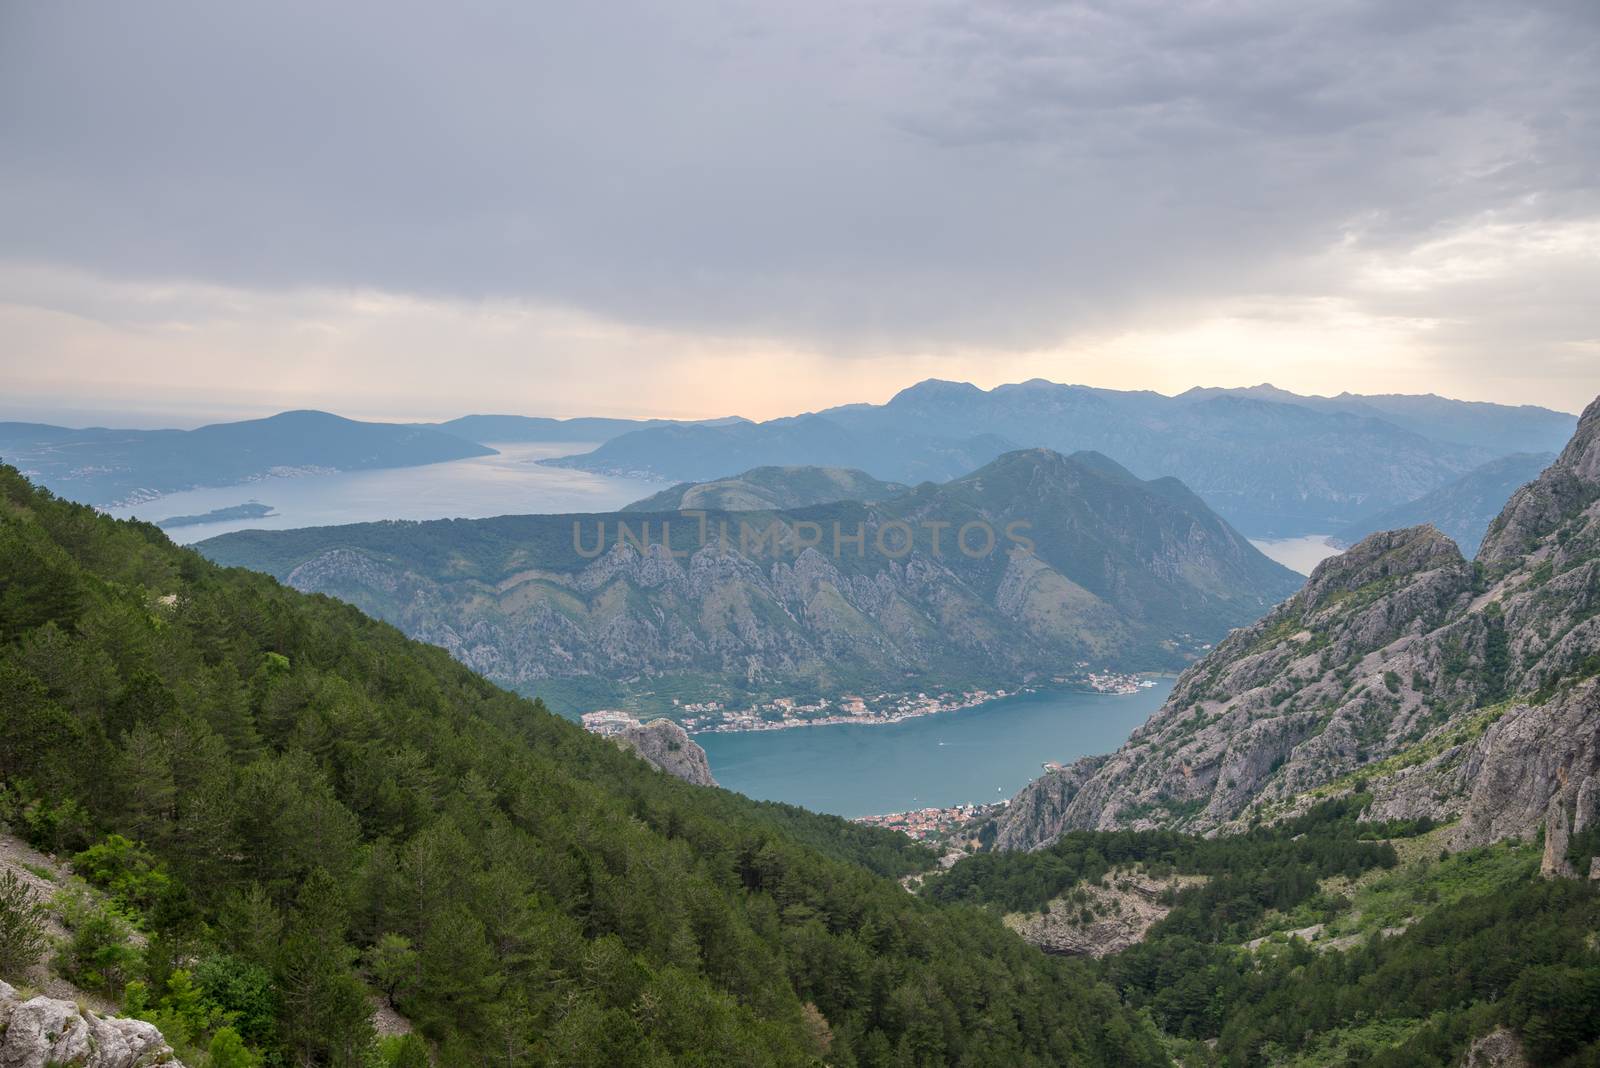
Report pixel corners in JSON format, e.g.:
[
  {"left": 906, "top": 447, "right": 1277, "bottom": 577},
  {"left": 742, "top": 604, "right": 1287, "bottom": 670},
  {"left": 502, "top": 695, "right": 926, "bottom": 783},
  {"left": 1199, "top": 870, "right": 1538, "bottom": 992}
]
[
  {"left": 698, "top": 679, "right": 1174, "bottom": 819},
  {"left": 1249, "top": 534, "right": 1343, "bottom": 576},
  {"left": 109, "top": 442, "right": 662, "bottom": 544}
]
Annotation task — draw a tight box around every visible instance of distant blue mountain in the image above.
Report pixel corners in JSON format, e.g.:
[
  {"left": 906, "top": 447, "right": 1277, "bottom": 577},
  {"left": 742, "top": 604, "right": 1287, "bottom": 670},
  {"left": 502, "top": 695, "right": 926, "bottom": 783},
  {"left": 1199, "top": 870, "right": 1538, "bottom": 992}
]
[
  {"left": 1336, "top": 451, "right": 1558, "bottom": 555},
  {"left": 1178, "top": 384, "right": 1576, "bottom": 456},
  {"left": 542, "top": 412, "right": 1021, "bottom": 486},
  {"left": 429, "top": 413, "right": 748, "bottom": 444},
  {"left": 0, "top": 410, "right": 495, "bottom": 506},
  {"left": 545, "top": 379, "right": 1578, "bottom": 537}
]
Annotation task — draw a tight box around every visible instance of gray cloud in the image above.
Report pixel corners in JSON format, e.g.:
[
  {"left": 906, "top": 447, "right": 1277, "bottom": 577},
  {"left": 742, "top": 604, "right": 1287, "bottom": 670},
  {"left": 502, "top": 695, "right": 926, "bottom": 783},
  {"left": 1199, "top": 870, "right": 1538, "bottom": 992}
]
[{"left": 1, "top": 0, "right": 1597, "bottom": 363}]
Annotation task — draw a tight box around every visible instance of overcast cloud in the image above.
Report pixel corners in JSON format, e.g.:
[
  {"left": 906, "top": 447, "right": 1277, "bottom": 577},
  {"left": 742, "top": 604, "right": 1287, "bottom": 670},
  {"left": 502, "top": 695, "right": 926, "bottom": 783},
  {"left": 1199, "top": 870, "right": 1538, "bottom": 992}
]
[{"left": 1, "top": 0, "right": 1597, "bottom": 420}]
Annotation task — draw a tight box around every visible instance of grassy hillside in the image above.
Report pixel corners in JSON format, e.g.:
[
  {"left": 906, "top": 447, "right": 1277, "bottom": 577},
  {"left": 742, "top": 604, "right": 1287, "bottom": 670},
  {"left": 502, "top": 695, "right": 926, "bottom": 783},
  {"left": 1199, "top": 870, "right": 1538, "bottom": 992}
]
[{"left": 0, "top": 464, "right": 1165, "bottom": 1066}]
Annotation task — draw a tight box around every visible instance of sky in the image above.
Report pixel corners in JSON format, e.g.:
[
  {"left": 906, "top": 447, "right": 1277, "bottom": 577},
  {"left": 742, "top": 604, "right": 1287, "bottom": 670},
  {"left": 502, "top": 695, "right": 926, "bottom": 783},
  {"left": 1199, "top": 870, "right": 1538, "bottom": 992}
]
[{"left": 2, "top": 0, "right": 1598, "bottom": 425}]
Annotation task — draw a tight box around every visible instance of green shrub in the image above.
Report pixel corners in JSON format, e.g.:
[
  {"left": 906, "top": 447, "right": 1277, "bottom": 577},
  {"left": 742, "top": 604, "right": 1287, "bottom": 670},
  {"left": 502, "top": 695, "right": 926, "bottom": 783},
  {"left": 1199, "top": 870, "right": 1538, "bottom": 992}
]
[
  {"left": 73, "top": 834, "right": 174, "bottom": 915},
  {"left": 193, "top": 953, "right": 278, "bottom": 1047},
  {"left": 0, "top": 868, "right": 50, "bottom": 976},
  {"left": 53, "top": 884, "right": 141, "bottom": 994},
  {"left": 208, "top": 1027, "right": 262, "bottom": 1068}
]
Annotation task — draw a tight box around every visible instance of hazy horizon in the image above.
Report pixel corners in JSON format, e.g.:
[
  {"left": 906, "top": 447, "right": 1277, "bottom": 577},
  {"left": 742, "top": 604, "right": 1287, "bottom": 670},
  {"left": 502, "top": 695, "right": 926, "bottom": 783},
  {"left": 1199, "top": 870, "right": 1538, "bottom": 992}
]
[
  {"left": 0, "top": 374, "right": 1586, "bottom": 433},
  {"left": 4, "top": 3, "right": 1599, "bottom": 419}
]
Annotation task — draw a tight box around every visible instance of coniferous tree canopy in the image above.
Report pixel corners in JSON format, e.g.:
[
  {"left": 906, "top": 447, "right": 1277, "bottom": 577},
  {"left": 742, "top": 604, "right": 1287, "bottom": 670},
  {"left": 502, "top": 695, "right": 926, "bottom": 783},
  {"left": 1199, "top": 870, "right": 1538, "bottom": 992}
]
[{"left": 0, "top": 465, "right": 1166, "bottom": 1066}]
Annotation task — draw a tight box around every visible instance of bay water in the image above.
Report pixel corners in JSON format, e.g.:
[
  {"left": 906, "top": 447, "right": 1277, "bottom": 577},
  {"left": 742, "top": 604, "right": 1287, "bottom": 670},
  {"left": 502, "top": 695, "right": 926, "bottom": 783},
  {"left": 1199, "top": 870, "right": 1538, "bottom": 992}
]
[{"left": 698, "top": 679, "right": 1174, "bottom": 818}]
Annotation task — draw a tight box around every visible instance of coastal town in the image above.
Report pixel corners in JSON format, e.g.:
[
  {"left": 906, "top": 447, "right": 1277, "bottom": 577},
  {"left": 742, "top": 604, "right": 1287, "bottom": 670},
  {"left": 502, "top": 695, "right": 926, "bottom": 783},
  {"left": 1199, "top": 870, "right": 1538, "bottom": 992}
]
[
  {"left": 579, "top": 668, "right": 1163, "bottom": 738},
  {"left": 581, "top": 689, "right": 1014, "bottom": 735},
  {"left": 672, "top": 687, "right": 1022, "bottom": 732},
  {"left": 852, "top": 801, "right": 1008, "bottom": 849},
  {"left": 1072, "top": 671, "right": 1159, "bottom": 696}
]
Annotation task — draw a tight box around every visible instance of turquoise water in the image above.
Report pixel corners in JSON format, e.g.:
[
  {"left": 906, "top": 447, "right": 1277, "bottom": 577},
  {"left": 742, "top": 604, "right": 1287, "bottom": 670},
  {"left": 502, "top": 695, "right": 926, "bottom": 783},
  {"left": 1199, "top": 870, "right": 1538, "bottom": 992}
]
[{"left": 697, "top": 679, "right": 1174, "bottom": 818}]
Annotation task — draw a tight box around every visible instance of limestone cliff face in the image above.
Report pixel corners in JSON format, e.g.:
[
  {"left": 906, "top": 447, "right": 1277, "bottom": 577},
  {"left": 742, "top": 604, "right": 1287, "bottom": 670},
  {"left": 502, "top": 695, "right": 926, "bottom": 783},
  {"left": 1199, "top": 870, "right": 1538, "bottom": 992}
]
[
  {"left": 995, "top": 395, "right": 1600, "bottom": 855},
  {"left": 615, "top": 719, "right": 717, "bottom": 787},
  {"left": 0, "top": 981, "right": 182, "bottom": 1068}
]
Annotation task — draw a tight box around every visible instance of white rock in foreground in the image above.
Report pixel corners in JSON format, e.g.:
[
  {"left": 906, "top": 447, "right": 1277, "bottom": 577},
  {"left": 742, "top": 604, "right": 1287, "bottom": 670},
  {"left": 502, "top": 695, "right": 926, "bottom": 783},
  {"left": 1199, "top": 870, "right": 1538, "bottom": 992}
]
[{"left": 0, "top": 981, "right": 183, "bottom": 1068}]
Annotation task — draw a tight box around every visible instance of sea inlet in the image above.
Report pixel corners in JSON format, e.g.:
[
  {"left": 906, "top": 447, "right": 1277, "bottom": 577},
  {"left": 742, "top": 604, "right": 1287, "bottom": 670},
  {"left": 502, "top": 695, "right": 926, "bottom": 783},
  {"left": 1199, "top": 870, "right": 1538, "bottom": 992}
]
[{"left": 698, "top": 679, "right": 1174, "bottom": 818}]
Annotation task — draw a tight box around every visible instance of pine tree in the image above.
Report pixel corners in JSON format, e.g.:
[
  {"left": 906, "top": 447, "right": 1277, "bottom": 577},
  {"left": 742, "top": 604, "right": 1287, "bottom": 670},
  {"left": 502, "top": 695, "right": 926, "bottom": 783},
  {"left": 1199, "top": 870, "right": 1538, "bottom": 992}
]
[{"left": 0, "top": 869, "right": 49, "bottom": 976}]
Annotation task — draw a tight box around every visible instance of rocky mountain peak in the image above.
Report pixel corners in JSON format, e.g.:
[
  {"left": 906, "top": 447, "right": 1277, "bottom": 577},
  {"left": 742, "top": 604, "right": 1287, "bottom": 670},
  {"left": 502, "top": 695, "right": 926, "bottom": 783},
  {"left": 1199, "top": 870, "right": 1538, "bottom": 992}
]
[
  {"left": 1301, "top": 525, "right": 1464, "bottom": 612},
  {"left": 886, "top": 378, "right": 985, "bottom": 407},
  {"left": 1477, "top": 394, "right": 1600, "bottom": 564},
  {"left": 991, "top": 392, "right": 1600, "bottom": 859},
  {"left": 1561, "top": 392, "right": 1600, "bottom": 482}
]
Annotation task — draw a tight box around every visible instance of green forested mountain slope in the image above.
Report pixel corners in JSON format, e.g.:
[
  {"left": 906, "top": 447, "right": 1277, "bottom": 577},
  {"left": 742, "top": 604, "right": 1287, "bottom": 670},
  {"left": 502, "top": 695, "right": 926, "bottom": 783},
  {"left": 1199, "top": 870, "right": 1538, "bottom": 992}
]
[
  {"left": 919, "top": 798, "right": 1600, "bottom": 1066},
  {"left": 0, "top": 465, "right": 1165, "bottom": 1066}
]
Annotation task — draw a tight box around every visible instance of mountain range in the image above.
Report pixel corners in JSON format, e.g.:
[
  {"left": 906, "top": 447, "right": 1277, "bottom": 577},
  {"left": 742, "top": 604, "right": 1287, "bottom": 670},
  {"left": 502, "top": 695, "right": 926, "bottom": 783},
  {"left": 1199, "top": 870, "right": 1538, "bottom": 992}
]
[
  {"left": 3, "top": 384, "right": 1574, "bottom": 547},
  {"left": 542, "top": 412, "right": 1021, "bottom": 489},
  {"left": 992, "top": 392, "right": 1600, "bottom": 862},
  {"left": 1177, "top": 384, "right": 1574, "bottom": 454},
  {"left": 1335, "top": 451, "right": 1557, "bottom": 556},
  {"left": 195, "top": 449, "right": 1301, "bottom": 713},
  {"left": 425, "top": 412, "right": 749, "bottom": 443},
  {"left": 548, "top": 380, "right": 1577, "bottom": 536},
  {"left": 0, "top": 410, "right": 493, "bottom": 507}
]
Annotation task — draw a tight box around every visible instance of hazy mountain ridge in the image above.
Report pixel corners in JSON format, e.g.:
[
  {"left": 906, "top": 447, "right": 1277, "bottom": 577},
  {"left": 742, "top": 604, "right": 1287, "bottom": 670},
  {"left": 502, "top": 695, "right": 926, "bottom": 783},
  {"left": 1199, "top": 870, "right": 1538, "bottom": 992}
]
[
  {"left": 542, "top": 412, "right": 1021, "bottom": 486},
  {"left": 1180, "top": 384, "right": 1576, "bottom": 454},
  {"left": 428, "top": 412, "right": 749, "bottom": 443},
  {"left": 993, "top": 394, "right": 1600, "bottom": 858},
  {"left": 550, "top": 380, "right": 1576, "bottom": 536},
  {"left": 196, "top": 449, "right": 1300, "bottom": 712},
  {"left": 1336, "top": 451, "right": 1557, "bottom": 556},
  {"left": 0, "top": 410, "right": 494, "bottom": 507},
  {"left": 622, "top": 466, "right": 909, "bottom": 513}
]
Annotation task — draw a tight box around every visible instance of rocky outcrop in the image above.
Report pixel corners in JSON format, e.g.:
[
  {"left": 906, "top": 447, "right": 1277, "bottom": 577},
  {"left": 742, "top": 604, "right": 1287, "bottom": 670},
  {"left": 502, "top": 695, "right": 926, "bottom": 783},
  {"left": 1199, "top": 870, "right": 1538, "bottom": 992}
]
[
  {"left": 1460, "top": 1027, "right": 1527, "bottom": 1068},
  {"left": 995, "top": 394, "right": 1600, "bottom": 856},
  {"left": 1002, "top": 871, "right": 1203, "bottom": 957},
  {"left": 615, "top": 719, "right": 717, "bottom": 786},
  {"left": 0, "top": 981, "right": 182, "bottom": 1068},
  {"left": 992, "top": 756, "right": 1107, "bottom": 852},
  {"left": 1539, "top": 763, "right": 1600, "bottom": 877},
  {"left": 1478, "top": 397, "right": 1600, "bottom": 565}
]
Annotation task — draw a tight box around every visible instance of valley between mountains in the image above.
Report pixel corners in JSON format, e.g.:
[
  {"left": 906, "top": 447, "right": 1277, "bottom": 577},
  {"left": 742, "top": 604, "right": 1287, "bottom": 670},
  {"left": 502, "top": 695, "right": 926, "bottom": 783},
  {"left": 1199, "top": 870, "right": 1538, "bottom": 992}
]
[
  {"left": 3, "top": 391, "right": 1598, "bottom": 1067},
  {"left": 196, "top": 449, "right": 1299, "bottom": 718}
]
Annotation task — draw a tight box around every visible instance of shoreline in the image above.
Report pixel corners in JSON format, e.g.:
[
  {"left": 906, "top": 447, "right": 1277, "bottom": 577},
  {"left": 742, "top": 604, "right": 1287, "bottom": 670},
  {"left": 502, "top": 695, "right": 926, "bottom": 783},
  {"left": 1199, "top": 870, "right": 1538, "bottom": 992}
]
[
  {"left": 685, "top": 690, "right": 1024, "bottom": 735},
  {"left": 580, "top": 671, "right": 1175, "bottom": 741},
  {"left": 696, "top": 676, "right": 1178, "bottom": 820}
]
